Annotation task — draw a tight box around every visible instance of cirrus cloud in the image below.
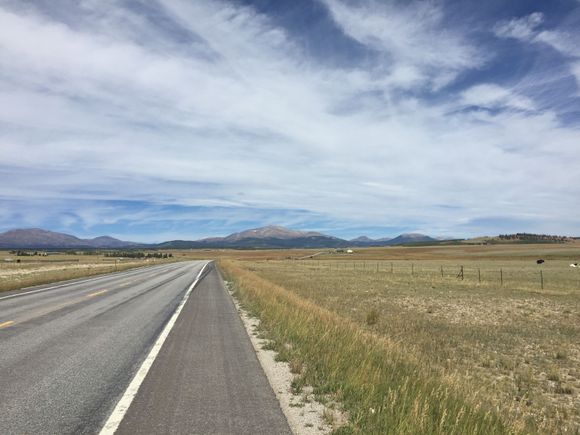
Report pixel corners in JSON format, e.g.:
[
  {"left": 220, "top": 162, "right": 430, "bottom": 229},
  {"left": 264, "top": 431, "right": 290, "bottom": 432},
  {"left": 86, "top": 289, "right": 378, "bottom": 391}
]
[{"left": 0, "top": 0, "right": 579, "bottom": 240}]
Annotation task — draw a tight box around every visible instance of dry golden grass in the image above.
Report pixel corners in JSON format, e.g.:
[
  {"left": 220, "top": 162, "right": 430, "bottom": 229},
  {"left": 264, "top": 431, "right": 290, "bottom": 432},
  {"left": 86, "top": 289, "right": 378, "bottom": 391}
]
[
  {"left": 219, "top": 243, "right": 580, "bottom": 433},
  {"left": 0, "top": 251, "right": 178, "bottom": 292},
  {"left": 221, "top": 259, "right": 512, "bottom": 434},
  {"left": 241, "top": 261, "right": 580, "bottom": 433}
]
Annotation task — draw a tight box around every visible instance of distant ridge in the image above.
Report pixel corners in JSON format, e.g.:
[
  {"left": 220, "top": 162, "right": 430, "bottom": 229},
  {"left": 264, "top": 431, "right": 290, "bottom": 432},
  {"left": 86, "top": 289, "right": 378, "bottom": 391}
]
[
  {"left": 0, "top": 226, "right": 443, "bottom": 249},
  {"left": 349, "top": 233, "right": 437, "bottom": 247},
  {"left": 158, "top": 227, "right": 440, "bottom": 249},
  {"left": 383, "top": 233, "right": 437, "bottom": 245},
  {"left": 0, "top": 228, "right": 138, "bottom": 249},
  {"left": 159, "top": 225, "right": 346, "bottom": 249}
]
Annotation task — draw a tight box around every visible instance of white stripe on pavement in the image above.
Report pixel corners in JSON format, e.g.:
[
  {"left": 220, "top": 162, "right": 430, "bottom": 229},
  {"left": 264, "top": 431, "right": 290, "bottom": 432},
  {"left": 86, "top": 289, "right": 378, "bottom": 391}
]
[{"left": 98, "top": 261, "right": 210, "bottom": 435}]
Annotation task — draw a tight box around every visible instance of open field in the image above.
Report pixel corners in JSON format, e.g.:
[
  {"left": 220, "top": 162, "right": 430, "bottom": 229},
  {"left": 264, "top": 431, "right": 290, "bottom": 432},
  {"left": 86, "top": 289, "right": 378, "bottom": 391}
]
[
  {"left": 0, "top": 251, "right": 179, "bottom": 293},
  {"left": 220, "top": 243, "right": 580, "bottom": 433}
]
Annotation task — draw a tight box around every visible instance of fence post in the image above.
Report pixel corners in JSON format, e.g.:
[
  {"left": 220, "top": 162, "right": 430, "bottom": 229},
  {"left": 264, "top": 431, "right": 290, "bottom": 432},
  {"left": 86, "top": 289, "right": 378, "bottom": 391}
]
[
  {"left": 540, "top": 270, "right": 544, "bottom": 290},
  {"left": 440, "top": 265, "right": 444, "bottom": 278},
  {"left": 391, "top": 262, "right": 393, "bottom": 273},
  {"left": 500, "top": 268, "right": 503, "bottom": 287},
  {"left": 478, "top": 268, "right": 481, "bottom": 283},
  {"left": 411, "top": 263, "right": 414, "bottom": 276}
]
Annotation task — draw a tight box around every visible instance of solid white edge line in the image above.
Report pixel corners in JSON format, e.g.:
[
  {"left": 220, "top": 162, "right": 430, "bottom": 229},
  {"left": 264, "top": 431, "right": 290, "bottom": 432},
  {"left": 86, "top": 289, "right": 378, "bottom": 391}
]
[
  {"left": 0, "top": 263, "right": 178, "bottom": 302},
  {"left": 98, "top": 261, "right": 210, "bottom": 435}
]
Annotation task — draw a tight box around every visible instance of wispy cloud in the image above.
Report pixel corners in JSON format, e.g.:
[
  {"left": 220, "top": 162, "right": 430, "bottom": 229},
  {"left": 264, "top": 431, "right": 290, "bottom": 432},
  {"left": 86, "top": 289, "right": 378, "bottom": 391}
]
[
  {"left": 460, "top": 84, "right": 535, "bottom": 111},
  {"left": 320, "top": 0, "right": 485, "bottom": 90},
  {"left": 493, "top": 10, "right": 580, "bottom": 91},
  {"left": 0, "top": 0, "right": 579, "bottom": 239},
  {"left": 493, "top": 12, "right": 544, "bottom": 41}
]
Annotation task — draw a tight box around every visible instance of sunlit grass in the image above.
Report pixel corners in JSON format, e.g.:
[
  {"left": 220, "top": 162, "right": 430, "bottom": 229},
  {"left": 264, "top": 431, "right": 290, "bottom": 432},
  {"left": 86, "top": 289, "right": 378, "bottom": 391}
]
[
  {"left": 248, "top": 258, "right": 580, "bottom": 433},
  {"left": 0, "top": 252, "right": 179, "bottom": 292},
  {"left": 220, "top": 259, "right": 523, "bottom": 434}
]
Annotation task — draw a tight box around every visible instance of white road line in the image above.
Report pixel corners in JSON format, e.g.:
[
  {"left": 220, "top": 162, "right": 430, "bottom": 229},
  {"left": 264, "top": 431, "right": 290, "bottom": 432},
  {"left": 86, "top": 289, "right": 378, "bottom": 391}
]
[
  {"left": 99, "top": 261, "right": 210, "bottom": 435},
  {"left": 0, "top": 263, "right": 173, "bottom": 302}
]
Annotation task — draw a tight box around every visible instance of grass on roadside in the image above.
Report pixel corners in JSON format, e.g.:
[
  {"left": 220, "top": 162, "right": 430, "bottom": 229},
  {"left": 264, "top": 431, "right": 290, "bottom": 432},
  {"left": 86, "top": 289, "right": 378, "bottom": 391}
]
[
  {"left": 0, "top": 261, "right": 169, "bottom": 293},
  {"left": 220, "top": 259, "right": 513, "bottom": 434}
]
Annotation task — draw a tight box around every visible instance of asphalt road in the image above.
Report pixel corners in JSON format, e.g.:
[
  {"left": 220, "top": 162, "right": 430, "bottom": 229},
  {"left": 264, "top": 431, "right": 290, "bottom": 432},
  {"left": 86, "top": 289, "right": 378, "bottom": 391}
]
[{"left": 0, "top": 261, "right": 291, "bottom": 434}]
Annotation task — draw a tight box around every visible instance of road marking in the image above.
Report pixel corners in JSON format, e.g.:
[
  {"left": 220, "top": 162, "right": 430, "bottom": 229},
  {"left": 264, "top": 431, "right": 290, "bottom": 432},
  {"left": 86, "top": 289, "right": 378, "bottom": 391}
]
[
  {"left": 0, "top": 320, "right": 15, "bottom": 329},
  {"left": 87, "top": 289, "right": 108, "bottom": 298},
  {"left": 99, "top": 261, "right": 210, "bottom": 435}
]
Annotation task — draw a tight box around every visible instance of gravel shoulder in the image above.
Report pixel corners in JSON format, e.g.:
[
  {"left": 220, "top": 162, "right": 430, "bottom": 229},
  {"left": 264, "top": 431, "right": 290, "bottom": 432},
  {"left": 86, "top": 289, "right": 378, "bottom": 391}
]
[{"left": 227, "top": 280, "right": 339, "bottom": 435}]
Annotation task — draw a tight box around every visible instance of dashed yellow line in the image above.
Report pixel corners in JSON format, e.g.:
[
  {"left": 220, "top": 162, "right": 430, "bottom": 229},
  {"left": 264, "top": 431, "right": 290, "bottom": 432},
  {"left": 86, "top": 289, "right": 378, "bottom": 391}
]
[
  {"left": 87, "top": 289, "right": 108, "bottom": 298},
  {"left": 0, "top": 320, "right": 15, "bottom": 329}
]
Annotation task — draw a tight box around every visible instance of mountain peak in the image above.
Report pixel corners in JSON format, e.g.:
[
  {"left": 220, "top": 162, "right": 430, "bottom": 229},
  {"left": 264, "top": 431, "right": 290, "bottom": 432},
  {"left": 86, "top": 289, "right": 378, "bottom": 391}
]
[
  {"left": 350, "top": 236, "right": 375, "bottom": 242},
  {"left": 224, "top": 225, "right": 324, "bottom": 241}
]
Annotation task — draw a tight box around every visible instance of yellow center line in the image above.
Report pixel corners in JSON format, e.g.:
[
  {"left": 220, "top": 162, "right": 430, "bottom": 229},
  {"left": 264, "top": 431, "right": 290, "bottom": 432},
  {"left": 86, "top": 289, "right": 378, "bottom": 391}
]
[
  {"left": 0, "top": 320, "right": 15, "bottom": 329},
  {"left": 87, "top": 289, "right": 108, "bottom": 298}
]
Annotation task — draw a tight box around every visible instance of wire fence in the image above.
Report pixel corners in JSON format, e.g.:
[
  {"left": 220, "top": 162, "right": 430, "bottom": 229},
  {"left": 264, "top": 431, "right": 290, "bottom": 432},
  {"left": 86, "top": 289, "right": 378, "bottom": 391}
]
[{"left": 287, "top": 259, "right": 580, "bottom": 293}]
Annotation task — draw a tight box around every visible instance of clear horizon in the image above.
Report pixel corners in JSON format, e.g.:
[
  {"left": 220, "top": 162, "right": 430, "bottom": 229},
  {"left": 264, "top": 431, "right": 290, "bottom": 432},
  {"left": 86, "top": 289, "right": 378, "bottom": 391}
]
[{"left": 1, "top": 1, "right": 579, "bottom": 242}]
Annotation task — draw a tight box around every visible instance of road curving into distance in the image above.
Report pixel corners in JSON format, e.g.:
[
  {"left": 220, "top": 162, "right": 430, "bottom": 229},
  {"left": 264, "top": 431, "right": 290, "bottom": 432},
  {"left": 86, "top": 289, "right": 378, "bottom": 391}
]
[{"left": 0, "top": 261, "right": 291, "bottom": 434}]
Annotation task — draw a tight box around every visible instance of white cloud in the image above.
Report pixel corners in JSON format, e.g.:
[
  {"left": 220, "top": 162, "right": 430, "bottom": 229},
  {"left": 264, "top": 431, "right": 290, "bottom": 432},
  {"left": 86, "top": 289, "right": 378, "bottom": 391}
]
[
  {"left": 320, "top": 0, "right": 485, "bottom": 90},
  {"left": 493, "top": 12, "right": 544, "bottom": 40},
  {"left": 461, "top": 84, "right": 535, "bottom": 111},
  {"left": 0, "top": 1, "right": 578, "bottom": 237},
  {"left": 493, "top": 13, "right": 580, "bottom": 59},
  {"left": 536, "top": 30, "right": 580, "bottom": 58},
  {"left": 572, "top": 62, "right": 580, "bottom": 86}
]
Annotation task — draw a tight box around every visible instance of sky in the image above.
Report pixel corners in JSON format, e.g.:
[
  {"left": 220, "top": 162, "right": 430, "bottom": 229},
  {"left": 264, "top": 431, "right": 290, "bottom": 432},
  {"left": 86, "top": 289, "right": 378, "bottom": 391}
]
[{"left": 0, "top": 0, "right": 579, "bottom": 242}]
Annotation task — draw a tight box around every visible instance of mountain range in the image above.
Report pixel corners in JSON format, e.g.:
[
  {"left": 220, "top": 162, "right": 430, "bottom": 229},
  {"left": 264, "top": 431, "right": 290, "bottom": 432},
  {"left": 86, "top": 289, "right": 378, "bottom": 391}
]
[
  {"left": 0, "top": 228, "right": 139, "bottom": 249},
  {"left": 0, "top": 226, "right": 439, "bottom": 250}
]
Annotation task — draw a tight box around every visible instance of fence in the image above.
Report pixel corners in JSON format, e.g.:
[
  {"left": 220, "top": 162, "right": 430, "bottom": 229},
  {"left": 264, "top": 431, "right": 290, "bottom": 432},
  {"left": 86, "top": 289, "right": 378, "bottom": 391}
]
[{"left": 288, "top": 259, "right": 580, "bottom": 293}]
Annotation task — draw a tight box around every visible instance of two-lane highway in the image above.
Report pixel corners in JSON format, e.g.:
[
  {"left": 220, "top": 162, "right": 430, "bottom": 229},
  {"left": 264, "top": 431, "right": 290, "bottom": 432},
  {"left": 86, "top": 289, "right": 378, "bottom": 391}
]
[
  {"left": 0, "top": 261, "right": 204, "bottom": 434},
  {"left": 0, "top": 261, "right": 291, "bottom": 434}
]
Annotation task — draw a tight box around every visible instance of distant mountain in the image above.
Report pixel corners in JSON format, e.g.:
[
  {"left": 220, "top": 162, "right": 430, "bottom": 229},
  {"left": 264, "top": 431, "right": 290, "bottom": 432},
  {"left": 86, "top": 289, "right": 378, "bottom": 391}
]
[
  {"left": 0, "top": 226, "right": 442, "bottom": 250},
  {"left": 161, "top": 225, "right": 347, "bottom": 249},
  {"left": 221, "top": 225, "right": 324, "bottom": 242},
  {"left": 382, "top": 233, "right": 437, "bottom": 245},
  {"left": 136, "top": 226, "right": 439, "bottom": 249},
  {"left": 348, "top": 233, "right": 438, "bottom": 247},
  {"left": 350, "top": 236, "right": 374, "bottom": 243},
  {"left": 0, "top": 228, "right": 138, "bottom": 249},
  {"left": 88, "top": 236, "right": 139, "bottom": 249}
]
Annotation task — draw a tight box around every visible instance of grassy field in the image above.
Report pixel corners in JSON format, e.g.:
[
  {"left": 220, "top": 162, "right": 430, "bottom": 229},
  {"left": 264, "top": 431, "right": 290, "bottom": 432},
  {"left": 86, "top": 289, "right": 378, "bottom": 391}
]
[
  {"left": 2, "top": 244, "right": 578, "bottom": 432},
  {"left": 0, "top": 251, "right": 180, "bottom": 293},
  {"left": 220, "top": 242, "right": 580, "bottom": 434}
]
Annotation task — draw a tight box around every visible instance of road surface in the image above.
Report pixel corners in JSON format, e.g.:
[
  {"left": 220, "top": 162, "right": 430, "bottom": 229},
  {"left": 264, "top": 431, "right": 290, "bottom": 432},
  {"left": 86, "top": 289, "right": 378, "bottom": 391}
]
[{"left": 0, "top": 261, "right": 291, "bottom": 434}]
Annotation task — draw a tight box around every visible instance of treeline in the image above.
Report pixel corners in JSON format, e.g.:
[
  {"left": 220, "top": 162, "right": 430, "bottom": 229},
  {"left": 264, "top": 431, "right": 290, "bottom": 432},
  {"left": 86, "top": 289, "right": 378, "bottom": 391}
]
[
  {"left": 10, "top": 250, "right": 48, "bottom": 256},
  {"left": 104, "top": 251, "right": 172, "bottom": 259},
  {"left": 498, "top": 233, "right": 569, "bottom": 243}
]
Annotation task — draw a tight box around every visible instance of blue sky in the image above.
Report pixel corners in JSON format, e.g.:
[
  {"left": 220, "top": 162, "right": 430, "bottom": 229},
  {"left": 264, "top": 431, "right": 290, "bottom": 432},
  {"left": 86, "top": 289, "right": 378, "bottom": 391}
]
[{"left": 0, "top": 0, "right": 579, "bottom": 242}]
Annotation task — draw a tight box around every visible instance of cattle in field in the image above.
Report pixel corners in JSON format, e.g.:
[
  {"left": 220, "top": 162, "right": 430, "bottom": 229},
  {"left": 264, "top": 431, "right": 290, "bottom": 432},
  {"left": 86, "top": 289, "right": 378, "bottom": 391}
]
[
  {"left": 571, "top": 263, "right": 578, "bottom": 268},
  {"left": 536, "top": 259, "right": 545, "bottom": 264}
]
